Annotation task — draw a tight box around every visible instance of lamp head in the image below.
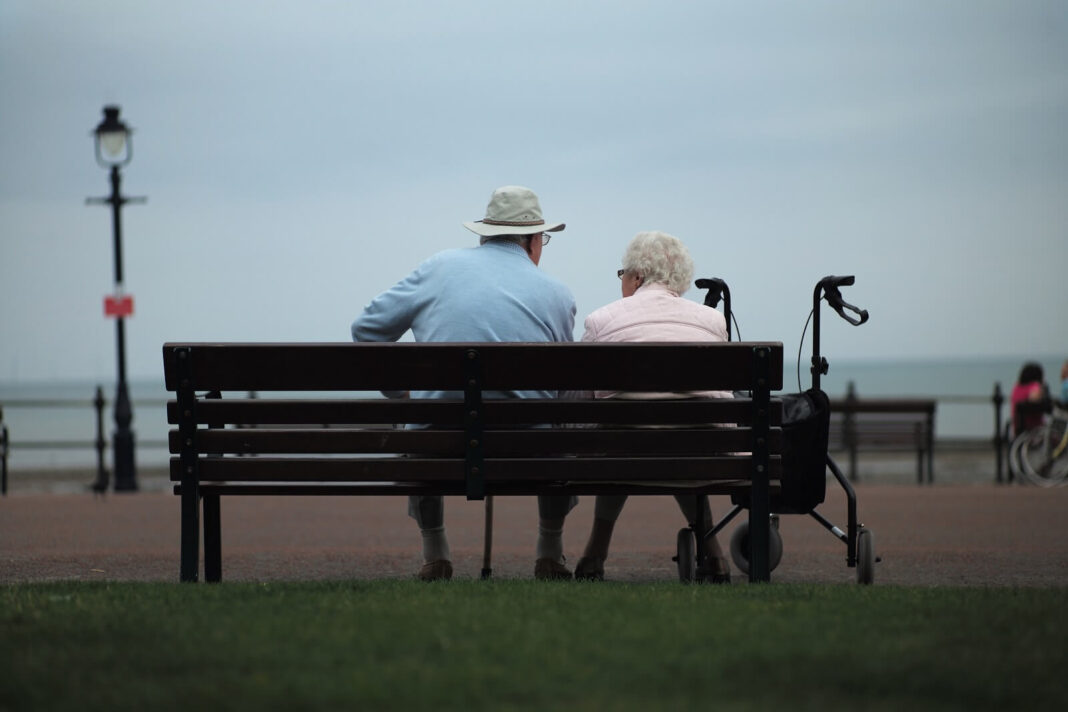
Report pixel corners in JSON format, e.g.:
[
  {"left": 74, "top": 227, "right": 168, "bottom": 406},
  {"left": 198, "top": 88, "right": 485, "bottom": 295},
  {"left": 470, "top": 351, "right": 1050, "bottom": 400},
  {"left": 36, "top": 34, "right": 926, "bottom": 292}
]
[{"left": 94, "top": 105, "right": 132, "bottom": 168}]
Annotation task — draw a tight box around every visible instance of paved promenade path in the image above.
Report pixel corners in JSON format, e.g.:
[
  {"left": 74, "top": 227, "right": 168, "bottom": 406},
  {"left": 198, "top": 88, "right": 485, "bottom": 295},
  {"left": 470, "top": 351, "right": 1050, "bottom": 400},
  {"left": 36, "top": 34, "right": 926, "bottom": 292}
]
[{"left": 3, "top": 482, "right": 1066, "bottom": 586}]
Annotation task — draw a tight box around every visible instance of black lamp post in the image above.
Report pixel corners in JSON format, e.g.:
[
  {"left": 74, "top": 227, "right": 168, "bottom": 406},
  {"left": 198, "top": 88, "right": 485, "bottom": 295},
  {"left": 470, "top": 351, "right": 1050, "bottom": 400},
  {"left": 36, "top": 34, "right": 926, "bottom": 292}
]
[{"left": 87, "top": 105, "right": 146, "bottom": 492}]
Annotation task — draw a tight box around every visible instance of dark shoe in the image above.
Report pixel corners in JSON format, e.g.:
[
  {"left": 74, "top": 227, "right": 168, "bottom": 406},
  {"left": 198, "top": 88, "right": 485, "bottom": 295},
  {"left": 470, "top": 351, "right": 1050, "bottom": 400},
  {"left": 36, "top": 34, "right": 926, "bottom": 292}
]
[
  {"left": 534, "top": 557, "right": 573, "bottom": 580},
  {"left": 574, "top": 556, "right": 605, "bottom": 581},
  {"left": 418, "top": 560, "right": 453, "bottom": 581}
]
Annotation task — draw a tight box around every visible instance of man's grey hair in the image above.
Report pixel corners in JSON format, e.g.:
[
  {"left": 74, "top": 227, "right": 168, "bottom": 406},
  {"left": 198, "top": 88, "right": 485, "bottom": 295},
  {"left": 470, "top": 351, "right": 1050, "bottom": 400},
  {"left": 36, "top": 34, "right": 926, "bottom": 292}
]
[
  {"left": 621, "top": 230, "right": 695, "bottom": 295},
  {"left": 480, "top": 235, "right": 531, "bottom": 247}
]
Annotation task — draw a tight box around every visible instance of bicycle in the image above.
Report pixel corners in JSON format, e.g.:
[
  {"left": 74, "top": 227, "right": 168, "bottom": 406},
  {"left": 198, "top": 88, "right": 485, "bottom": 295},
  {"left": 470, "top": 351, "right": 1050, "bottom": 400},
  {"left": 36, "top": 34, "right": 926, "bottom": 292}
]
[{"left": 1011, "top": 403, "right": 1068, "bottom": 487}]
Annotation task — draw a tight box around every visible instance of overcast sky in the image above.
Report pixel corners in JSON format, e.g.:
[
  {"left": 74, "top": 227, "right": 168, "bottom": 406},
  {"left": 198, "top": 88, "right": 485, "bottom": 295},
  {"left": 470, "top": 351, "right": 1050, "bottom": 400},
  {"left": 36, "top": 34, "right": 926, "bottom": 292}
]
[{"left": 1, "top": 1, "right": 1065, "bottom": 384}]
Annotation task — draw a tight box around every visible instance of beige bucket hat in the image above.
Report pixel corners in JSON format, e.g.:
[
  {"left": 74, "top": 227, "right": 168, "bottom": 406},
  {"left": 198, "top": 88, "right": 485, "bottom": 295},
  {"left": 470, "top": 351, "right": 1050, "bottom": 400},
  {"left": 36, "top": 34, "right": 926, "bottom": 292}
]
[{"left": 463, "top": 185, "right": 566, "bottom": 237}]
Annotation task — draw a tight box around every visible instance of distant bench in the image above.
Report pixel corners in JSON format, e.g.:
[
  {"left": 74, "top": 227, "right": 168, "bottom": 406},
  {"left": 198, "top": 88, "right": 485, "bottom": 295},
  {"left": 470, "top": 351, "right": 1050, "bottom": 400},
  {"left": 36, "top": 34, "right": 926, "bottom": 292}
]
[
  {"left": 828, "top": 392, "right": 936, "bottom": 484},
  {"left": 163, "top": 341, "right": 786, "bottom": 584}
]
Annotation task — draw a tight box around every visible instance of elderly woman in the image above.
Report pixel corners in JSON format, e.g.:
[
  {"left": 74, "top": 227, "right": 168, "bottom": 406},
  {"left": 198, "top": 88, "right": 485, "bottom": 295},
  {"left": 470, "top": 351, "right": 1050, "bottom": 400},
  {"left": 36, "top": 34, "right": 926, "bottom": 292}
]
[{"left": 574, "top": 230, "right": 732, "bottom": 582}]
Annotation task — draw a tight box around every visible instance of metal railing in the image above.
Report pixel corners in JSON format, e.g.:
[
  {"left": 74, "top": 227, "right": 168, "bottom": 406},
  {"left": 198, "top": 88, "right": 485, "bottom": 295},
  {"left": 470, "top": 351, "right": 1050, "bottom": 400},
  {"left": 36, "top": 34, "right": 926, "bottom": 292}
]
[
  {"left": 0, "top": 386, "right": 167, "bottom": 495},
  {"left": 0, "top": 382, "right": 1019, "bottom": 495},
  {"left": 937, "top": 385, "right": 1013, "bottom": 484},
  {"left": 833, "top": 382, "right": 1011, "bottom": 484}
]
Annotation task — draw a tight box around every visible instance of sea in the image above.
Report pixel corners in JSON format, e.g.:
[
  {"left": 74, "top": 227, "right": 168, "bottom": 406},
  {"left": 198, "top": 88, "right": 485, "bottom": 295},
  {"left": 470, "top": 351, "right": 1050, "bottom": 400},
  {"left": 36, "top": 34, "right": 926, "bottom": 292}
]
[{"left": 0, "top": 355, "right": 1064, "bottom": 470}]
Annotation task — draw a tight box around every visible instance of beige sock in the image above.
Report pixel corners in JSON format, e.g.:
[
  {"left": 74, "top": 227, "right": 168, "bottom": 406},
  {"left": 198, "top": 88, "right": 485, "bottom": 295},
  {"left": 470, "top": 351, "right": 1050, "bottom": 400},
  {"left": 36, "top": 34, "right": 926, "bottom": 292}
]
[
  {"left": 420, "top": 526, "right": 450, "bottom": 563},
  {"left": 536, "top": 518, "right": 565, "bottom": 562}
]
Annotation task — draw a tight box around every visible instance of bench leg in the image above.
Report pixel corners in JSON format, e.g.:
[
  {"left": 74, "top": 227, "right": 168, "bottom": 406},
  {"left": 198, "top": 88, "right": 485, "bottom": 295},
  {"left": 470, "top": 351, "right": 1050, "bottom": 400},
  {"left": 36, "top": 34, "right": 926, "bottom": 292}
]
[
  {"left": 915, "top": 446, "right": 935, "bottom": 485},
  {"left": 748, "top": 345, "right": 772, "bottom": 583},
  {"left": 180, "top": 486, "right": 200, "bottom": 583},
  {"left": 204, "top": 494, "right": 222, "bottom": 583},
  {"left": 927, "top": 440, "right": 935, "bottom": 484}
]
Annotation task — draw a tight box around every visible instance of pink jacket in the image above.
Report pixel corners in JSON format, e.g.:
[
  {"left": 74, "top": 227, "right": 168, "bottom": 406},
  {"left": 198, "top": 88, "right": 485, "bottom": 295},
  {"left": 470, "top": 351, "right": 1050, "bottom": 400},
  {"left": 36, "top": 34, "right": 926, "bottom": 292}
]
[
  {"left": 581, "top": 283, "right": 731, "bottom": 400},
  {"left": 1010, "top": 382, "right": 1044, "bottom": 433}
]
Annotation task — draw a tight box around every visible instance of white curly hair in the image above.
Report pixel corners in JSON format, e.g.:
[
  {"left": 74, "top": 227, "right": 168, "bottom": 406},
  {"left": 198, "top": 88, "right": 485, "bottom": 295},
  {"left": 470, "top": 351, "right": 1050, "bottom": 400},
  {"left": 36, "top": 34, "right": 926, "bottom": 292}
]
[{"left": 621, "top": 230, "right": 695, "bottom": 295}]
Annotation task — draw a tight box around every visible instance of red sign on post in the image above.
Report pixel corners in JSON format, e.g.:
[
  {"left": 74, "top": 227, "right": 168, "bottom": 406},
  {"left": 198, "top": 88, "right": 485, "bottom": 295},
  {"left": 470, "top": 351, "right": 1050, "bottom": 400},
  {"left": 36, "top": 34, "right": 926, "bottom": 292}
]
[{"left": 104, "top": 294, "right": 134, "bottom": 318}]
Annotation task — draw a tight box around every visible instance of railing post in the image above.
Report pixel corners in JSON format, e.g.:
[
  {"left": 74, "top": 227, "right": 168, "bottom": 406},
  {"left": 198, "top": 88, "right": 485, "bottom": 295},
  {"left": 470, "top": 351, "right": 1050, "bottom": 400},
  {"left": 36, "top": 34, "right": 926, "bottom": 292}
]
[
  {"left": 993, "top": 382, "right": 1004, "bottom": 484},
  {"left": 91, "top": 386, "right": 109, "bottom": 493},
  {"left": 1, "top": 404, "right": 7, "bottom": 496}
]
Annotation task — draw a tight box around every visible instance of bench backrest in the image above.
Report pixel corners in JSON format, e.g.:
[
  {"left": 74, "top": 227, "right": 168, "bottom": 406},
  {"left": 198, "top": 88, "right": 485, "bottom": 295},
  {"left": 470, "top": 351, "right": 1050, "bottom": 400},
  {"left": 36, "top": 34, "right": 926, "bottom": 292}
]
[
  {"left": 164, "top": 342, "right": 784, "bottom": 498},
  {"left": 163, "top": 342, "right": 782, "bottom": 392}
]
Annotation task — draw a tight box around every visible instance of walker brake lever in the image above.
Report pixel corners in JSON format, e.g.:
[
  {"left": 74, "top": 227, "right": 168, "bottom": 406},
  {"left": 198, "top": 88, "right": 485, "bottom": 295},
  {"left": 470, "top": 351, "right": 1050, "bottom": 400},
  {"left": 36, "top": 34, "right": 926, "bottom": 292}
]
[{"left": 821, "top": 276, "right": 869, "bottom": 326}]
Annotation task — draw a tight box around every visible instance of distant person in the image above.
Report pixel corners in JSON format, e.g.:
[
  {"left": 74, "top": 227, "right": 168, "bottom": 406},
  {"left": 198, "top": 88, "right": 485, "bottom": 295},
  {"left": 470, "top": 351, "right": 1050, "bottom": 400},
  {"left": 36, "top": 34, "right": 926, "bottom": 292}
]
[
  {"left": 1061, "top": 360, "right": 1068, "bottom": 405},
  {"left": 572, "top": 230, "right": 733, "bottom": 583},
  {"left": 351, "top": 185, "right": 578, "bottom": 581},
  {"left": 1011, "top": 362, "right": 1048, "bottom": 435}
]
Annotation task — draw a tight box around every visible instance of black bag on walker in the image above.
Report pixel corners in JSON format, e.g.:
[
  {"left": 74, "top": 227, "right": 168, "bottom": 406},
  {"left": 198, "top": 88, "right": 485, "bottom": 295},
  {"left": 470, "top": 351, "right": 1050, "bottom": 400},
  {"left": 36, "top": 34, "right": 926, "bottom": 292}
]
[{"left": 731, "top": 388, "right": 830, "bottom": 514}]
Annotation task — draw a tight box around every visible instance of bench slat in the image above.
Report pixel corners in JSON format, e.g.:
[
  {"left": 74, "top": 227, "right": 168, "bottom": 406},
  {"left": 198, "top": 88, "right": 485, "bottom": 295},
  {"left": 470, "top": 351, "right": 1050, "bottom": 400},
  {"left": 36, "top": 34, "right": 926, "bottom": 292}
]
[
  {"left": 170, "top": 427, "right": 780, "bottom": 456},
  {"left": 170, "top": 455, "right": 783, "bottom": 481},
  {"left": 167, "top": 397, "right": 784, "bottom": 426},
  {"left": 163, "top": 342, "right": 784, "bottom": 392},
  {"left": 181, "top": 480, "right": 781, "bottom": 497}
]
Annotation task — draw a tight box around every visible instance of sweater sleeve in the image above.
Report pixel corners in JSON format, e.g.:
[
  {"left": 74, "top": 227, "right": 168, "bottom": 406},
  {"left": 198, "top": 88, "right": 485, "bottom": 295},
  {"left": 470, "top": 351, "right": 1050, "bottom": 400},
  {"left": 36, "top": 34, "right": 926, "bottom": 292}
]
[
  {"left": 350, "top": 261, "right": 430, "bottom": 343},
  {"left": 580, "top": 311, "right": 601, "bottom": 343}
]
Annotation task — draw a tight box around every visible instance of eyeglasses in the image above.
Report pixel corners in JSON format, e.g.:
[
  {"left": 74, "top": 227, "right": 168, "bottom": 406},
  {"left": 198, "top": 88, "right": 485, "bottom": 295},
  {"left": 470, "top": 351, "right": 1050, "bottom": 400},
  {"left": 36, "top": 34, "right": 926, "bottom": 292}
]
[
  {"left": 617, "top": 269, "right": 626, "bottom": 279},
  {"left": 540, "top": 233, "right": 551, "bottom": 246}
]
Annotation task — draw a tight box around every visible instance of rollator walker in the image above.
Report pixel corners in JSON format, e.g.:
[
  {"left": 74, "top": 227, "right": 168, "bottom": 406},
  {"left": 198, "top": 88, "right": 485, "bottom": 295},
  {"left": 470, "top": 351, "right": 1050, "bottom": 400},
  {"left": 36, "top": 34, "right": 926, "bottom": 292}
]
[{"left": 675, "top": 275, "right": 877, "bottom": 584}]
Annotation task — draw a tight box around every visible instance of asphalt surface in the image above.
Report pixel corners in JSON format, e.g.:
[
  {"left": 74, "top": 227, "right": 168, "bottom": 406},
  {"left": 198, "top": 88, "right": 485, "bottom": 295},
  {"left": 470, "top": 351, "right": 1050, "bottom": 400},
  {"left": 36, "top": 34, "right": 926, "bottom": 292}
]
[{"left": 3, "top": 478, "right": 1066, "bottom": 586}]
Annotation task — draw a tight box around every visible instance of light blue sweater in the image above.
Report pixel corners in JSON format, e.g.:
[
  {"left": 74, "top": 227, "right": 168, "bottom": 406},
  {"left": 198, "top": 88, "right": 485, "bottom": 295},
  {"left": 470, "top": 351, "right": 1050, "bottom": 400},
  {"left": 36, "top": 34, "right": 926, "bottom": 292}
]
[{"left": 352, "top": 240, "right": 576, "bottom": 400}]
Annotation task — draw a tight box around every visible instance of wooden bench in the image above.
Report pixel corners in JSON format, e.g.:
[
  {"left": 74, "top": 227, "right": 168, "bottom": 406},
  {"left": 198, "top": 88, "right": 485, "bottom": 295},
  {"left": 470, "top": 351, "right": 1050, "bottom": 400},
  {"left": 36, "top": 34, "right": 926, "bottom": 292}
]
[
  {"left": 163, "top": 341, "right": 784, "bottom": 583},
  {"left": 828, "top": 392, "right": 936, "bottom": 484}
]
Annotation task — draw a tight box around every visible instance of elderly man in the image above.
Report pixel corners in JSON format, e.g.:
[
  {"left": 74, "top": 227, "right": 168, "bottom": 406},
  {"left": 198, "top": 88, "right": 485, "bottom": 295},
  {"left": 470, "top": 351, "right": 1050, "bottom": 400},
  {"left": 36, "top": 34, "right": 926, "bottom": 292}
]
[{"left": 351, "top": 185, "right": 577, "bottom": 581}]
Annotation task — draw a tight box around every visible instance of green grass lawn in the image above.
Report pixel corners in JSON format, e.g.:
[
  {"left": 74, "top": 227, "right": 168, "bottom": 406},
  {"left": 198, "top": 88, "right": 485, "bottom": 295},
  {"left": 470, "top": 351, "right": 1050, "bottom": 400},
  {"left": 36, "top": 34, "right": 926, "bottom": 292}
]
[{"left": 2, "top": 581, "right": 1064, "bottom": 711}]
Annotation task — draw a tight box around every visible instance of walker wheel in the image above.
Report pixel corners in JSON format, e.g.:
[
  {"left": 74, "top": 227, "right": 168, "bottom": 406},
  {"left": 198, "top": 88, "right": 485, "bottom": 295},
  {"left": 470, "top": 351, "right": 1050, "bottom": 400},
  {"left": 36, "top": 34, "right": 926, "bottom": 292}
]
[
  {"left": 676, "top": 528, "right": 696, "bottom": 583},
  {"left": 856, "top": 527, "right": 875, "bottom": 585},
  {"left": 728, "top": 519, "right": 784, "bottom": 575}
]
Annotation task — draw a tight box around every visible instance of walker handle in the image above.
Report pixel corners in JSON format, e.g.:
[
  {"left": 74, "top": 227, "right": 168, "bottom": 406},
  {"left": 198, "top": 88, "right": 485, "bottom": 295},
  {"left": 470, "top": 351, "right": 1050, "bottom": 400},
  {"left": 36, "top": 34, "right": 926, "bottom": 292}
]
[
  {"left": 819, "top": 275, "right": 869, "bottom": 326},
  {"left": 695, "top": 277, "right": 733, "bottom": 341},
  {"left": 695, "top": 278, "right": 728, "bottom": 308}
]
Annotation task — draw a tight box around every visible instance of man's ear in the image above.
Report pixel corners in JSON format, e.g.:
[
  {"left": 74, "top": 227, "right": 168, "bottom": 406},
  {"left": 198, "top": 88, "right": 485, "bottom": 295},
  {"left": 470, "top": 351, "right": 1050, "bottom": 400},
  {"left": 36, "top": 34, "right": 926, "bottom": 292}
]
[{"left": 524, "top": 236, "right": 542, "bottom": 265}]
